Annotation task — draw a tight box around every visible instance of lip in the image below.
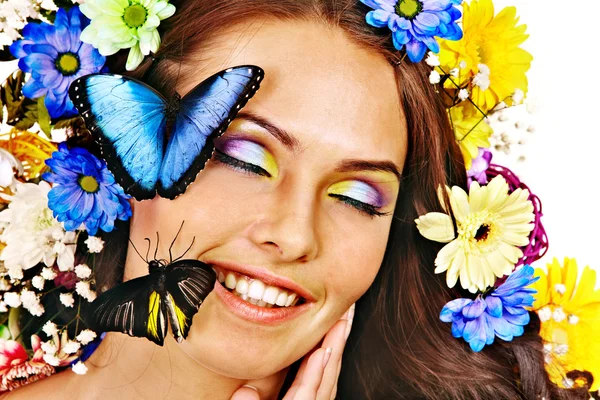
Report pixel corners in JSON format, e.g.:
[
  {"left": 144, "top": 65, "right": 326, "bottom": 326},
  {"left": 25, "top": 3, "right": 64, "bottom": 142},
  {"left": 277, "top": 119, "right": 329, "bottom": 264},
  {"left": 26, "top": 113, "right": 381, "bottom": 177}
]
[
  {"left": 213, "top": 279, "right": 314, "bottom": 325},
  {"left": 205, "top": 260, "right": 317, "bottom": 303}
]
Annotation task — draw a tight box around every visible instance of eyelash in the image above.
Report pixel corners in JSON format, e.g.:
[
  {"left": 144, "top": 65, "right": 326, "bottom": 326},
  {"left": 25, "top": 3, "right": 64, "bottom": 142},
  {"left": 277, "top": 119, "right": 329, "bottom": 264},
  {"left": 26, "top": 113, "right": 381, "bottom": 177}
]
[{"left": 213, "top": 149, "right": 388, "bottom": 218}]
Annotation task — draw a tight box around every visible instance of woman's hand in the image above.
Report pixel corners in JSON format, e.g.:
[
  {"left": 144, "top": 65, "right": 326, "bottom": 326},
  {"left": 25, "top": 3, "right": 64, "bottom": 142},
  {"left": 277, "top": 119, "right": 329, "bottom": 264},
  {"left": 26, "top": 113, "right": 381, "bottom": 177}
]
[{"left": 230, "top": 303, "right": 355, "bottom": 400}]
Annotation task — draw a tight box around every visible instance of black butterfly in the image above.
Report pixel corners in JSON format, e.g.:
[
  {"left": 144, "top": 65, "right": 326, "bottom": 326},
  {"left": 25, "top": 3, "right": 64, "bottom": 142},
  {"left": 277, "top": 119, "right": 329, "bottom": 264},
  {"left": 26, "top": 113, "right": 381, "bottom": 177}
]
[{"left": 86, "top": 224, "right": 216, "bottom": 346}]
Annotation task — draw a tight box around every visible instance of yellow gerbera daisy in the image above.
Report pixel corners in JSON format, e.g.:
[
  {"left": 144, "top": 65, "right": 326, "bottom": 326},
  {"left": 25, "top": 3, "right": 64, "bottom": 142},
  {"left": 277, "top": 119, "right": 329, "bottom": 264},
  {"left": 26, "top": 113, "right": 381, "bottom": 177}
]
[
  {"left": 450, "top": 104, "right": 492, "bottom": 170},
  {"left": 415, "top": 175, "right": 534, "bottom": 293},
  {"left": 531, "top": 257, "right": 600, "bottom": 391},
  {"left": 437, "top": 0, "right": 533, "bottom": 113}
]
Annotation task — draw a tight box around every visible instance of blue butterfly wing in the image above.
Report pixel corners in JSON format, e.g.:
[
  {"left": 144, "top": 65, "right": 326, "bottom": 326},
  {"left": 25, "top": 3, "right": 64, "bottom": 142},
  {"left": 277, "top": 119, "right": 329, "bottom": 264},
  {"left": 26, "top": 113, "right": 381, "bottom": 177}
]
[
  {"left": 157, "top": 65, "right": 264, "bottom": 199},
  {"left": 69, "top": 74, "right": 167, "bottom": 200}
]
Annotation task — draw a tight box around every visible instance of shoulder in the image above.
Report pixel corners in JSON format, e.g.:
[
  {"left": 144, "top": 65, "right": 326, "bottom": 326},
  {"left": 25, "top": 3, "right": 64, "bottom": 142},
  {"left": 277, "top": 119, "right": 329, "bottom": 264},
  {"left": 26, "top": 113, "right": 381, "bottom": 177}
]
[{"left": 0, "top": 369, "right": 85, "bottom": 400}]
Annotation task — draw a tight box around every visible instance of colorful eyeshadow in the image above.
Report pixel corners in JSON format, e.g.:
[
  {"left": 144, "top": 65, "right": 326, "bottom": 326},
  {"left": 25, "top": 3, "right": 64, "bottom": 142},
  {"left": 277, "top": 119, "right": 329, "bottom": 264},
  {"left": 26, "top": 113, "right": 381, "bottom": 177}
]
[
  {"left": 220, "top": 139, "right": 278, "bottom": 177},
  {"left": 327, "top": 181, "right": 384, "bottom": 208}
]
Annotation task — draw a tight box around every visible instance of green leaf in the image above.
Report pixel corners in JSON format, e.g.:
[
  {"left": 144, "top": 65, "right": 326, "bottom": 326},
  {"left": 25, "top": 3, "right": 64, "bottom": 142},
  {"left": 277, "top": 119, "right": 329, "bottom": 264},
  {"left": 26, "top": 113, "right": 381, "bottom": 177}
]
[
  {"left": 0, "top": 324, "right": 11, "bottom": 340},
  {"left": 8, "top": 307, "right": 21, "bottom": 342},
  {"left": 37, "top": 96, "right": 52, "bottom": 138}
]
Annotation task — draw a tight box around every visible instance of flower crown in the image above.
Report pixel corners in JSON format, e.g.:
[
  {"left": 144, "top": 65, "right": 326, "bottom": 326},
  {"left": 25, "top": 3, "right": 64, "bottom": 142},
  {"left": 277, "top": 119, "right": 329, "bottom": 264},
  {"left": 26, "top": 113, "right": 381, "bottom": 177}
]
[{"left": 0, "top": 0, "right": 597, "bottom": 395}]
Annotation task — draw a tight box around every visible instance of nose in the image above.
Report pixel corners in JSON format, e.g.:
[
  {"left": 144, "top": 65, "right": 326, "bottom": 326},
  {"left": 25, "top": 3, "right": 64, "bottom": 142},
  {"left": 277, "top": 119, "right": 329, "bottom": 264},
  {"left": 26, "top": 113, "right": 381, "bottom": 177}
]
[{"left": 247, "top": 191, "right": 319, "bottom": 263}]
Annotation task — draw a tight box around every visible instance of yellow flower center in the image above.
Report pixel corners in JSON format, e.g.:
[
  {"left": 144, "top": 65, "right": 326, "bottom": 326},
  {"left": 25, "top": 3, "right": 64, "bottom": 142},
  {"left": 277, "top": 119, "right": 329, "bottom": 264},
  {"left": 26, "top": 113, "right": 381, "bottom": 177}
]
[
  {"left": 55, "top": 53, "right": 80, "bottom": 76},
  {"left": 79, "top": 175, "right": 99, "bottom": 193},
  {"left": 123, "top": 4, "right": 148, "bottom": 28},
  {"left": 395, "top": 0, "right": 423, "bottom": 20},
  {"left": 457, "top": 211, "right": 498, "bottom": 254}
]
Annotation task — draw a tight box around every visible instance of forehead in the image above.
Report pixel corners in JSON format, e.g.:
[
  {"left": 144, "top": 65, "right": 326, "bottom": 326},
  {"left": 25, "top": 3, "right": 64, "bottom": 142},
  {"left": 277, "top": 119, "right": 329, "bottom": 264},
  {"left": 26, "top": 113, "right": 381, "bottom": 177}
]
[{"left": 178, "top": 19, "right": 407, "bottom": 169}]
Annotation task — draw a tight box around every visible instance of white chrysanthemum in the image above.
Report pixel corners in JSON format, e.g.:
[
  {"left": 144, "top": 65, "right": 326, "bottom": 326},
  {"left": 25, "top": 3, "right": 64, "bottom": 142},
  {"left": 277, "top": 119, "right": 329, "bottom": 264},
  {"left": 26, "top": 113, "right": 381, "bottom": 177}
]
[
  {"left": 76, "top": 329, "right": 97, "bottom": 345},
  {"left": 42, "top": 321, "right": 58, "bottom": 337},
  {"left": 59, "top": 293, "right": 75, "bottom": 308},
  {"left": 415, "top": 175, "right": 535, "bottom": 292},
  {"left": 41, "top": 267, "right": 57, "bottom": 280},
  {"left": 75, "top": 281, "right": 96, "bottom": 302},
  {"left": 429, "top": 70, "right": 441, "bottom": 84},
  {"left": 74, "top": 264, "right": 92, "bottom": 279},
  {"left": 85, "top": 236, "right": 104, "bottom": 253},
  {"left": 80, "top": 0, "right": 176, "bottom": 71},
  {"left": 425, "top": 52, "right": 440, "bottom": 67},
  {"left": 72, "top": 361, "right": 88, "bottom": 375},
  {"left": 0, "top": 181, "right": 73, "bottom": 270},
  {"left": 62, "top": 341, "right": 81, "bottom": 355}
]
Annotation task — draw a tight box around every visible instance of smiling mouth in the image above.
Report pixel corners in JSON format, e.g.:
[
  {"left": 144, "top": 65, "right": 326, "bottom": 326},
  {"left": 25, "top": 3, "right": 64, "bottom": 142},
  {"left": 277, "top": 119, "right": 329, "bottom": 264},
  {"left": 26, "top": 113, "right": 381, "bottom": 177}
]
[{"left": 212, "top": 266, "right": 306, "bottom": 308}]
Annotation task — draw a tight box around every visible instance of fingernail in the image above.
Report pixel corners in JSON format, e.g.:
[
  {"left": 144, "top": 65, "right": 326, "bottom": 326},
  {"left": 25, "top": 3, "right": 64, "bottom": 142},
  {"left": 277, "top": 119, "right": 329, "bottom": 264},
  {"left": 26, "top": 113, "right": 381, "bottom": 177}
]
[
  {"left": 242, "top": 385, "right": 258, "bottom": 392},
  {"left": 344, "top": 303, "right": 355, "bottom": 340},
  {"left": 322, "top": 347, "right": 332, "bottom": 368}
]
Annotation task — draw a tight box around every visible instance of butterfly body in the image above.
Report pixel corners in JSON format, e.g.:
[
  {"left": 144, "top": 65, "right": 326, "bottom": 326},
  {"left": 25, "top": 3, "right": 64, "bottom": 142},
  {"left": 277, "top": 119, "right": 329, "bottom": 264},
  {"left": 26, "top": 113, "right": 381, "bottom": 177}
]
[
  {"left": 87, "top": 259, "right": 216, "bottom": 346},
  {"left": 69, "top": 65, "right": 264, "bottom": 200}
]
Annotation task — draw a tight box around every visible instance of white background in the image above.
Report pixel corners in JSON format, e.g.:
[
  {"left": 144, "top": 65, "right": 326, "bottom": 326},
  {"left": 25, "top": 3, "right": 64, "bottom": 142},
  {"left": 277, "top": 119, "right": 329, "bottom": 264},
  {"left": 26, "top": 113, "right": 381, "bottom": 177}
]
[{"left": 1, "top": 0, "right": 599, "bottom": 276}]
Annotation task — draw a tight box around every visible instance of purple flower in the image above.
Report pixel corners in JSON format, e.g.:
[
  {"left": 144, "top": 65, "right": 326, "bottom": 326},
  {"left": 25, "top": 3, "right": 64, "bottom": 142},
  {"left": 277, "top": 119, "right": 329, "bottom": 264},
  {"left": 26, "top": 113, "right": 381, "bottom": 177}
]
[
  {"left": 467, "top": 148, "right": 493, "bottom": 187},
  {"left": 360, "top": 0, "right": 463, "bottom": 62},
  {"left": 9, "top": 7, "right": 105, "bottom": 118},
  {"left": 440, "top": 265, "right": 539, "bottom": 352}
]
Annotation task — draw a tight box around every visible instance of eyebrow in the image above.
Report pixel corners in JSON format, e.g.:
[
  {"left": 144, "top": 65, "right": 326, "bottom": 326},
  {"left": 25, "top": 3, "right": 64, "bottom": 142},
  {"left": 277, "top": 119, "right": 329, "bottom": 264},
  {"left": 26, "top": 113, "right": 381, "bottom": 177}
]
[{"left": 235, "top": 111, "right": 402, "bottom": 181}]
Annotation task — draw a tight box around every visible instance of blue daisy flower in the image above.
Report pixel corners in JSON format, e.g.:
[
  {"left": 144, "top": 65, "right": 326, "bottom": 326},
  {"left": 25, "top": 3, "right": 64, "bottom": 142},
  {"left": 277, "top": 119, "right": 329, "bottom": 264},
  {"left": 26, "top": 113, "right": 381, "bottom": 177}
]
[
  {"left": 360, "top": 0, "right": 463, "bottom": 62},
  {"left": 9, "top": 7, "right": 105, "bottom": 118},
  {"left": 440, "top": 265, "right": 539, "bottom": 352},
  {"left": 42, "top": 143, "right": 132, "bottom": 235}
]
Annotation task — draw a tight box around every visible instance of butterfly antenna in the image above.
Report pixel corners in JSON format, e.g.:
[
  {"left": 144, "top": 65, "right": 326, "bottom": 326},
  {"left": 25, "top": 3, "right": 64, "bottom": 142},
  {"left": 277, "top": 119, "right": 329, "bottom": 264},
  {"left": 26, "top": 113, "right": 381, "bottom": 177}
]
[
  {"left": 169, "top": 221, "right": 185, "bottom": 262},
  {"left": 154, "top": 231, "right": 160, "bottom": 261},
  {"left": 144, "top": 238, "right": 152, "bottom": 263},
  {"left": 173, "top": 236, "right": 195, "bottom": 262},
  {"left": 129, "top": 239, "right": 147, "bottom": 263}
]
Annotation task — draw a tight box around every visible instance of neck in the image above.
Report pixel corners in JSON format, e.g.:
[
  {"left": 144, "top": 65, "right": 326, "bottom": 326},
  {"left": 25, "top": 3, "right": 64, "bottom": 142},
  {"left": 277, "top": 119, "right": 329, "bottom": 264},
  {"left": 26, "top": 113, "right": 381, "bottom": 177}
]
[{"left": 79, "top": 332, "right": 284, "bottom": 399}]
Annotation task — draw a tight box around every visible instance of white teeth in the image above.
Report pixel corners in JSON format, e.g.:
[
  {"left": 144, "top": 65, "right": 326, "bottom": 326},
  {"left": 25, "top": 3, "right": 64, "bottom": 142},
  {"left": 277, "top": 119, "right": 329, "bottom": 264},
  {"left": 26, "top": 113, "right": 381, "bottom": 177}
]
[
  {"left": 248, "top": 280, "right": 265, "bottom": 300},
  {"left": 235, "top": 279, "right": 249, "bottom": 295},
  {"left": 262, "top": 286, "right": 279, "bottom": 304},
  {"left": 225, "top": 273, "right": 237, "bottom": 289},
  {"left": 285, "top": 293, "right": 297, "bottom": 307},
  {"left": 217, "top": 267, "right": 304, "bottom": 308},
  {"left": 275, "top": 291, "right": 288, "bottom": 307}
]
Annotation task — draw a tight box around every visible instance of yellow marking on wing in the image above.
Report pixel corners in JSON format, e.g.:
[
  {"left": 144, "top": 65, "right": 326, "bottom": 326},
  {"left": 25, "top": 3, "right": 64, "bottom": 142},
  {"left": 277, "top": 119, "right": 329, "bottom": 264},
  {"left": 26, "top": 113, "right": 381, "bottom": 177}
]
[
  {"left": 147, "top": 291, "right": 161, "bottom": 339},
  {"left": 169, "top": 294, "right": 188, "bottom": 333}
]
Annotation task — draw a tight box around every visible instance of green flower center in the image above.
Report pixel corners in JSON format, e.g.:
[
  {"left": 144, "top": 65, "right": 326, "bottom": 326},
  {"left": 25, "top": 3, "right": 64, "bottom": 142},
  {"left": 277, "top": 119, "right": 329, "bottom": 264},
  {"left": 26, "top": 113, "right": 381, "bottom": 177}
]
[
  {"left": 79, "top": 175, "right": 99, "bottom": 193},
  {"left": 395, "top": 0, "right": 423, "bottom": 20},
  {"left": 55, "top": 53, "right": 80, "bottom": 76},
  {"left": 123, "top": 4, "right": 148, "bottom": 28},
  {"left": 474, "top": 224, "right": 491, "bottom": 242}
]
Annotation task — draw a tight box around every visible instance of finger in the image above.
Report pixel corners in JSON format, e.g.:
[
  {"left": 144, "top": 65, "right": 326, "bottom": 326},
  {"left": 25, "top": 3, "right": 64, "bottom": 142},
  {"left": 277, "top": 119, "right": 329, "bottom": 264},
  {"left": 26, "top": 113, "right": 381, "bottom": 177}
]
[
  {"left": 323, "top": 304, "right": 354, "bottom": 400},
  {"left": 230, "top": 385, "right": 261, "bottom": 400},
  {"left": 285, "top": 347, "right": 331, "bottom": 400},
  {"left": 315, "top": 320, "right": 347, "bottom": 399}
]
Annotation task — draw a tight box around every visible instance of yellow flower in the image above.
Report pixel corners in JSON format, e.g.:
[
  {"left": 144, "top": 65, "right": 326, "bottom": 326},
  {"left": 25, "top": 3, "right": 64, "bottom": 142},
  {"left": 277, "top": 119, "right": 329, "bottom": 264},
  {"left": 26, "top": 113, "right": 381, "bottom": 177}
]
[
  {"left": 415, "top": 175, "right": 534, "bottom": 293},
  {"left": 438, "top": 0, "right": 533, "bottom": 113},
  {"left": 450, "top": 104, "right": 492, "bottom": 170},
  {"left": 531, "top": 257, "right": 600, "bottom": 391}
]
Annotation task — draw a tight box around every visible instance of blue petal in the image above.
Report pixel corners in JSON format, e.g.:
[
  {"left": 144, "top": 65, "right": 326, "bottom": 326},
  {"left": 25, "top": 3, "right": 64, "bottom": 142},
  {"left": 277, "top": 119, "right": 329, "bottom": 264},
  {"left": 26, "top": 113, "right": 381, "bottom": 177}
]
[
  {"left": 421, "top": 35, "right": 440, "bottom": 53},
  {"left": 503, "top": 311, "right": 530, "bottom": 326},
  {"left": 29, "top": 44, "right": 58, "bottom": 58},
  {"left": 22, "top": 22, "right": 52, "bottom": 44},
  {"left": 366, "top": 10, "right": 392, "bottom": 28},
  {"left": 23, "top": 53, "right": 55, "bottom": 72},
  {"left": 360, "top": 0, "right": 395, "bottom": 12},
  {"left": 22, "top": 79, "right": 48, "bottom": 99},
  {"left": 405, "top": 40, "right": 427, "bottom": 62},
  {"left": 10, "top": 39, "right": 33, "bottom": 58},
  {"left": 485, "top": 296, "right": 502, "bottom": 318},
  {"left": 486, "top": 314, "right": 514, "bottom": 341},
  {"left": 463, "top": 317, "right": 487, "bottom": 352},
  {"left": 462, "top": 298, "right": 486, "bottom": 319},
  {"left": 392, "top": 29, "right": 411, "bottom": 48},
  {"left": 451, "top": 319, "right": 466, "bottom": 338}
]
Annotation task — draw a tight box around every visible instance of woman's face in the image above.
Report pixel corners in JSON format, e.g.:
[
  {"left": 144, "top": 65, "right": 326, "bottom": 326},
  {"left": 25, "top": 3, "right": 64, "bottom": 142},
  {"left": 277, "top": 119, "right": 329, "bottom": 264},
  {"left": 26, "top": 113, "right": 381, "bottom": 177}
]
[{"left": 127, "top": 20, "right": 408, "bottom": 378}]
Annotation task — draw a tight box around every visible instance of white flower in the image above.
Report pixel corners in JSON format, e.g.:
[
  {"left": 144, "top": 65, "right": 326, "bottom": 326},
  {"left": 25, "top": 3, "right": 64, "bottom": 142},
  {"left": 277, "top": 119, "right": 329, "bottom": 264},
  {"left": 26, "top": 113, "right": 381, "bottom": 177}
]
[
  {"left": 0, "top": 278, "right": 11, "bottom": 291},
  {"left": 425, "top": 52, "right": 440, "bottom": 67},
  {"left": 76, "top": 329, "right": 97, "bottom": 345},
  {"left": 85, "top": 236, "right": 104, "bottom": 253},
  {"left": 75, "top": 281, "right": 95, "bottom": 302},
  {"left": 41, "top": 341, "right": 57, "bottom": 355},
  {"left": 32, "top": 275, "right": 45, "bottom": 291},
  {"left": 472, "top": 63, "right": 491, "bottom": 91},
  {"left": 43, "top": 353, "right": 61, "bottom": 367},
  {"left": 512, "top": 89, "right": 525, "bottom": 105},
  {"left": 62, "top": 340, "right": 81, "bottom": 355},
  {"left": 0, "top": 148, "right": 23, "bottom": 188},
  {"left": 59, "top": 293, "right": 75, "bottom": 308},
  {"left": 74, "top": 264, "right": 92, "bottom": 279},
  {"left": 449, "top": 68, "right": 459, "bottom": 78},
  {"left": 477, "top": 63, "right": 491, "bottom": 76},
  {"left": 80, "top": 0, "right": 176, "bottom": 71},
  {"left": 459, "top": 60, "right": 467, "bottom": 69},
  {"left": 0, "top": 0, "right": 43, "bottom": 50},
  {"left": 41, "top": 267, "right": 57, "bottom": 280},
  {"left": 429, "top": 70, "right": 441, "bottom": 84},
  {"left": 56, "top": 231, "right": 77, "bottom": 271},
  {"left": 458, "top": 89, "right": 469, "bottom": 101},
  {"left": 20, "top": 288, "right": 44, "bottom": 316},
  {"left": 7, "top": 265, "right": 23, "bottom": 281},
  {"left": 42, "top": 321, "right": 58, "bottom": 337},
  {"left": 0, "top": 302, "right": 7, "bottom": 313},
  {"left": 0, "top": 181, "right": 67, "bottom": 270},
  {"left": 3, "top": 292, "right": 21, "bottom": 308},
  {"left": 72, "top": 361, "right": 88, "bottom": 375}
]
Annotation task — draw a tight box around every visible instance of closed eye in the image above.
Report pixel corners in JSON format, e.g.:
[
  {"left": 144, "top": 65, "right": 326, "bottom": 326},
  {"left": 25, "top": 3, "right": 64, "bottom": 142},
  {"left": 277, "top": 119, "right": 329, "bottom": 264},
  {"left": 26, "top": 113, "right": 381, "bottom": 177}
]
[{"left": 213, "top": 149, "right": 271, "bottom": 177}]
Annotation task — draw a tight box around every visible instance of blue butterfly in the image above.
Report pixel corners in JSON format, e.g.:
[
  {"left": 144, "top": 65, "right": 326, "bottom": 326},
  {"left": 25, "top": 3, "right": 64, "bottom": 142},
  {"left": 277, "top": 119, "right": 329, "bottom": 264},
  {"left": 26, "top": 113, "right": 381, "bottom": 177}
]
[{"left": 68, "top": 65, "right": 264, "bottom": 200}]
